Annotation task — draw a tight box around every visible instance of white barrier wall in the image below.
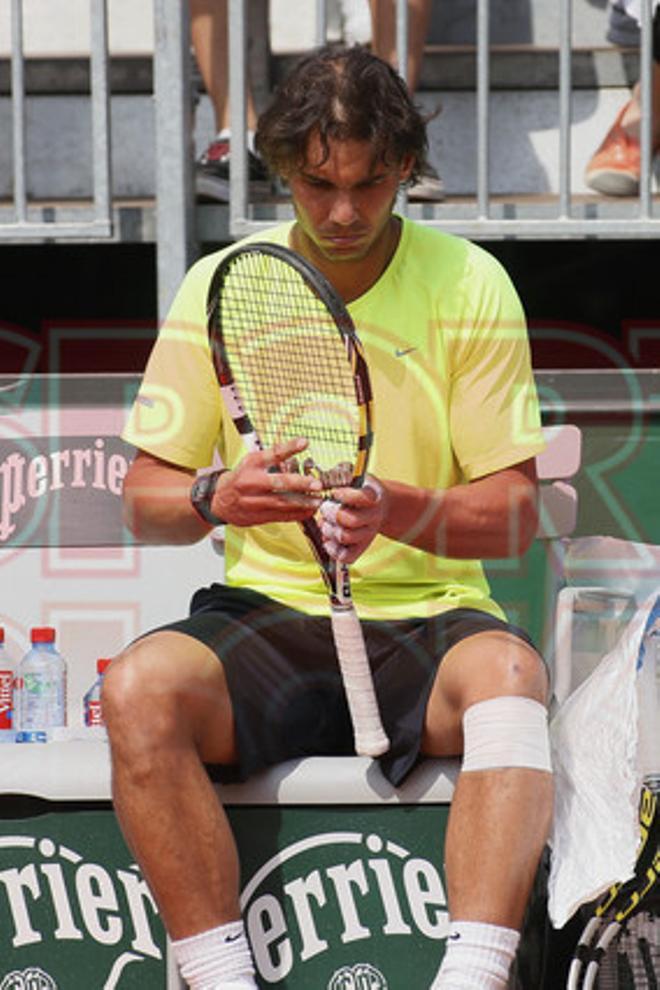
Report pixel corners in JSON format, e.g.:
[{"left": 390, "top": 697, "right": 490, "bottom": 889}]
[{"left": 0, "top": 373, "right": 224, "bottom": 728}]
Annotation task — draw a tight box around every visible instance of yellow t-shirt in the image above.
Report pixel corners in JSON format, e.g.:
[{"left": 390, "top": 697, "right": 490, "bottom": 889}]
[{"left": 123, "top": 219, "right": 545, "bottom": 620}]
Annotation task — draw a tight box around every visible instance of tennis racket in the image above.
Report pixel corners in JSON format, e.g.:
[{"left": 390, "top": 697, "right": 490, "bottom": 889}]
[
  {"left": 566, "top": 780, "right": 660, "bottom": 989},
  {"left": 206, "top": 241, "right": 389, "bottom": 758}
]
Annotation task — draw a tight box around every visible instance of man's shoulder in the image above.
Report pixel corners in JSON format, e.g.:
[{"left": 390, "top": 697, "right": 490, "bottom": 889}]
[
  {"left": 403, "top": 219, "right": 501, "bottom": 268},
  {"left": 401, "top": 219, "right": 510, "bottom": 288}
]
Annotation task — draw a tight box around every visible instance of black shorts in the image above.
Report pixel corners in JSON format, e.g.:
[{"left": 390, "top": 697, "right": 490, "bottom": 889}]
[{"left": 155, "top": 583, "right": 539, "bottom": 788}]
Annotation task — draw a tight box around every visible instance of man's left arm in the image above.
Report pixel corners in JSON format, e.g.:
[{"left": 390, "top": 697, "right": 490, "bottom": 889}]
[{"left": 321, "top": 459, "right": 538, "bottom": 564}]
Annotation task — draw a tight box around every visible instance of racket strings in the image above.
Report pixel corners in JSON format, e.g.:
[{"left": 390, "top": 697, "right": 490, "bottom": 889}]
[
  {"left": 218, "top": 255, "right": 363, "bottom": 485},
  {"left": 596, "top": 913, "right": 659, "bottom": 989}
]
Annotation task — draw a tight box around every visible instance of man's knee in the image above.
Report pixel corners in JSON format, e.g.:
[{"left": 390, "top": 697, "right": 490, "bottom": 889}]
[
  {"left": 439, "top": 631, "right": 548, "bottom": 710},
  {"left": 102, "top": 631, "right": 236, "bottom": 762},
  {"left": 101, "top": 637, "right": 176, "bottom": 740},
  {"left": 423, "top": 631, "right": 549, "bottom": 756},
  {"left": 489, "top": 634, "right": 549, "bottom": 703},
  {"left": 453, "top": 631, "right": 548, "bottom": 708}
]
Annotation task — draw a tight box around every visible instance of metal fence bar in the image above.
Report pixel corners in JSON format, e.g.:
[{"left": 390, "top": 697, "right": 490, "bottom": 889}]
[
  {"left": 225, "top": 3, "right": 660, "bottom": 242},
  {"left": 2, "top": 0, "right": 114, "bottom": 240},
  {"left": 10, "top": 0, "right": 27, "bottom": 223},
  {"left": 475, "top": 0, "right": 490, "bottom": 219},
  {"left": 395, "top": 0, "right": 410, "bottom": 215},
  {"left": 558, "top": 0, "right": 572, "bottom": 219},
  {"left": 225, "top": 211, "right": 660, "bottom": 240},
  {"left": 90, "top": 0, "right": 112, "bottom": 226},
  {"left": 153, "top": 0, "right": 195, "bottom": 320},
  {"left": 396, "top": 0, "right": 409, "bottom": 87},
  {"left": 315, "top": 0, "right": 327, "bottom": 47},
  {"left": 638, "top": 0, "right": 653, "bottom": 218},
  {"left": 229, "top": 0, "right": 249, "bottom": 234}
]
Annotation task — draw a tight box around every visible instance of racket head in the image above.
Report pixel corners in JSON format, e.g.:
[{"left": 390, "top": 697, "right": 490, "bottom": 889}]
[
  {"left": 569, "top": 784, "right": 660, "bottom": 989},
  {"left": 206, "top": 242, "right": 373, "bottom": 492}
]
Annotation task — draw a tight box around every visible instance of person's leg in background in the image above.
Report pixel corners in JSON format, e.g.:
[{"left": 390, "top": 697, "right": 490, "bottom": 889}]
[
  {"left": 585, "top": 1, "right": 660, "bottom": 195},
  {"left": 190, "top": 0, "right": 269, "bottom": 201},
  {"left": 369, "top": 0, "right": 445, "bottom": 200}
]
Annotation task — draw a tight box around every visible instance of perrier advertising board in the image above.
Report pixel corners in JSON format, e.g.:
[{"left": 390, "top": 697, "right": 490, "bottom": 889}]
[{"left": 0, "top": 800, "right": 451, "bottom": 988}]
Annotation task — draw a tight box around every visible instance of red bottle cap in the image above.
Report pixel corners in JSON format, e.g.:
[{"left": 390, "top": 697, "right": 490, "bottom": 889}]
[
  {"left": 31, "top": 627, "right": 56, "bottom": 644},
  {"left": 0, "top": 628, "right": 4, "bottom": 644},
  {"left": 97, "top": 658, "right": 112, "bottom": 674}
]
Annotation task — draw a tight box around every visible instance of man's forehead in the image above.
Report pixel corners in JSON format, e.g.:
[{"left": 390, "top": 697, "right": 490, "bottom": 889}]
[{"left": 300, "top": 133, "right": 390, "bottom": 175}]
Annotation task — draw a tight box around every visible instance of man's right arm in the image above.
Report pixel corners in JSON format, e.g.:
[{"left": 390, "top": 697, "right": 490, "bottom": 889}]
[
  {"left": 123, "top": 442, "right": 324, "bottom": 545},
  {"left": 122, "top": 450, "right": 211, "bottom": 545}
]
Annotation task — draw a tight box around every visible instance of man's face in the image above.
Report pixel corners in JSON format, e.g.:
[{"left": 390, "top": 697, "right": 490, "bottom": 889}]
[{"left": 287, "top": 133, "right": 414, "bottom": 265}]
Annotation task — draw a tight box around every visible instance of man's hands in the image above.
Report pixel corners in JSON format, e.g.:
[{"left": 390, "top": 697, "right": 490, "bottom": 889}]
[
  {"left": 212, "top": 438, "right": 323, "bottom": 526},
  {"left": 319, "top": 476, "right": 385, "bottom": 564},
  {"left": 211, "top": 439, "right": 386, "bottom": 563}
]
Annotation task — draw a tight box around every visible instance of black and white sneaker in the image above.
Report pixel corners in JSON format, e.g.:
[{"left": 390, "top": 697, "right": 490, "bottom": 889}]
[
  {"left": 196, "top": 134, "right": 270, "bottom": 202},
  {"left": 408, "top": 162, "right": 445, "bottom": 202}
]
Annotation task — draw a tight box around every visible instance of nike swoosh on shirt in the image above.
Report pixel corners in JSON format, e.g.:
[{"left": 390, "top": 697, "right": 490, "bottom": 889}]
[{"left": 394, "top": 346, "right": 417, "bottom": 357}]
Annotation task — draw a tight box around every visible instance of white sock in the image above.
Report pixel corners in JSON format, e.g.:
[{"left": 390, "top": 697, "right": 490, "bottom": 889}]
[
  {"left": 215, "top": 128, "right": 256, "bottom": 154},
  {"left": 430, "top": 920, "right": 520, "bottom": 990},
  {"left": 171, "top": 920, "right": 257, "bottom": 989}
]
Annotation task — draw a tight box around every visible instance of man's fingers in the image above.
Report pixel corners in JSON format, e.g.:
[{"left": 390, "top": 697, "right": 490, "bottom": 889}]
[
  {"left": 329, "top": 484, "right": 380, "bottom": 508},
  {"left": 261, "top": 437, "right": 308, "bottom": 470},
  {"left": 257, "top": 440, "right": 323, "bottom": 495},
  {"left": 269, "top": 471, "right": 322, "bottom": 497},
  {"left": 319, "top": 500, "right": 340, "bottom": 524},
  {"left": 321, "top": 519, "right": 372, "bottom": 546}
]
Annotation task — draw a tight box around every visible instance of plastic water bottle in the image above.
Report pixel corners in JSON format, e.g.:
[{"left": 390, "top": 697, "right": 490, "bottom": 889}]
[
  {"left": 83, "top": 658, "right": 112, "bottom": 727},
  {"left": 0, "top": 628, "right": 15, "bottom": 732},
  {"left": 16, "top": 627, "right": 67, "bottom": 742}
]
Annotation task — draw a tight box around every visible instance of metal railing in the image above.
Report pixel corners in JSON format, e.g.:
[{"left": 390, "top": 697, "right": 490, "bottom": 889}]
[
  {"left": 153, "top": 0, "right": 195, "bottom": 324},
  {"left": 1, "top": 0, "right": 112, "bottom": 241},
  {"left": 0, "top": 0, "right": 195, "bottom": 318},
  {"left": 226, "top": 0, "right": 660, "bottom": 241},
  {"left": 1, "top": 0, "right": 658, "bottom": 320}
]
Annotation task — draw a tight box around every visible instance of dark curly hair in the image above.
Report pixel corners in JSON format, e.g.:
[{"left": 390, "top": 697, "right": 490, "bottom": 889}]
[{"left": 255, "top": 44, "right": 429, "bottom": 185}]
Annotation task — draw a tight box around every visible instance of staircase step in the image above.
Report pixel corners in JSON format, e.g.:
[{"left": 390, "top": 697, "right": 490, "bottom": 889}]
[
  {"left": 418, "top": 45, "right": 639, "bottom": 91},
  {"left": 0, "top": 42, "right": 641, "bottom": 99},
  {"left": 1, "top": 81, "right": 654, "bottom": 203}
]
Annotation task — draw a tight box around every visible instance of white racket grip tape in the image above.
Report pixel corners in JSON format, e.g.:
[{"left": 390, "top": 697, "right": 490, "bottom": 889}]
[{"left": 330, "top": 607, "right": 390, "bottom": 757}]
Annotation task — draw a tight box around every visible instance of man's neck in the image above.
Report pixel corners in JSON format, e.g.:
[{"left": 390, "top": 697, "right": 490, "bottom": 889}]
[{"left": 290, "top": 217, "right": 402, "bottom": 304}]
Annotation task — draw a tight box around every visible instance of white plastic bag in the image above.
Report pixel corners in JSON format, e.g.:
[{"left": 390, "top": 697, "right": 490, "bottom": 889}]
[
  {"left": 562, "top": 535, "right": 660, "bottom": 601},
  {"left": 547, "top": 589, "right": 660, "bottom": 928}
]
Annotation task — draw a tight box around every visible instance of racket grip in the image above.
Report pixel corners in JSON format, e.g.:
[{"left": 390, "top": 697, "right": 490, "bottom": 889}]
[{"left": 330, "top": 607, "right": 390, "bottom": 758}]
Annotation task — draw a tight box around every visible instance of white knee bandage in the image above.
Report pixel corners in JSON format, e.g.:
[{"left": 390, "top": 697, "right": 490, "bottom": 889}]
[{"left": 461, "top": 696, "right": 552, "bottom": 773}]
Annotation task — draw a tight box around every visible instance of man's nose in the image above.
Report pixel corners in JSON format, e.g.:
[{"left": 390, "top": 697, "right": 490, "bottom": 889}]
[{"left": 329, "top": 191, "right": 359, "bottom": 225}]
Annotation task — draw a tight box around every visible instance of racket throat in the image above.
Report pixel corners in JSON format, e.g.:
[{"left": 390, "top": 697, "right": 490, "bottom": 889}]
[{"left": 330, "top": 562, "right": 352, "bottom": 608}]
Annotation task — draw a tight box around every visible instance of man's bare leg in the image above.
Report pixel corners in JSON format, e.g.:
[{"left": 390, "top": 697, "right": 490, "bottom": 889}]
[
  {"left": 102, "top": 630, "right": 242, "bottom": 938},
  {"left": 618, "top": 65, "right": 660, "bottom": 145},
  {"left": 443, "top": 767, "right": 553, "bottom": 927},
  {"left": 369, "top": 0, "right": 433, "bottom": 93},
  {"left": 422, "top": 631, "right": 553, "bottom": 985},
  {"left": 189, "top": 0, "right": 258, "bottom": 133}
]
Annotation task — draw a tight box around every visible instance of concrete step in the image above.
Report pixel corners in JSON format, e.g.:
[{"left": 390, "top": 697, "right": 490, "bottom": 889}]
[
  {"left": 421, "top": 86, "right": 656, "bottom": 199},
  {"left": 0, "top": 0, "right": 624, "bottom": 57},
  {"left": 426, "top": 0, "right": 619, "bottom": 49},
  {"left": 0, "top": 44, "right": 641, "bottom": 95},
  {"left": 1, "top": 81, "right": 653, "bottom": 203}
]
